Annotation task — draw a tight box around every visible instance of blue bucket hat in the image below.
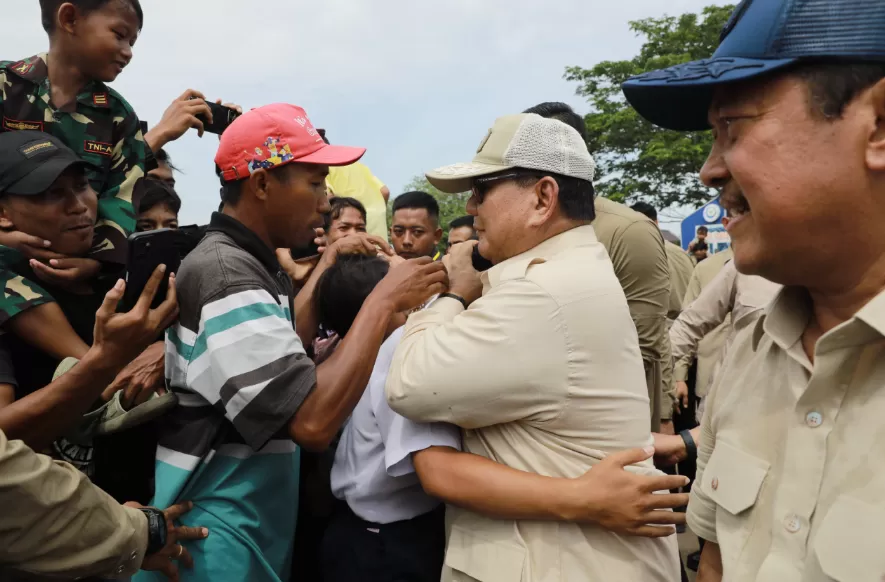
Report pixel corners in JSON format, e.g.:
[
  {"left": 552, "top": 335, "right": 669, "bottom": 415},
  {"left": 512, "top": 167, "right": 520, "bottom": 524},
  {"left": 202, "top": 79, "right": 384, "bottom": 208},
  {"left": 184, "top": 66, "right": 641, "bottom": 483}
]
[{"left": 622, "top": 0, "right": 885, "bottom": 131}]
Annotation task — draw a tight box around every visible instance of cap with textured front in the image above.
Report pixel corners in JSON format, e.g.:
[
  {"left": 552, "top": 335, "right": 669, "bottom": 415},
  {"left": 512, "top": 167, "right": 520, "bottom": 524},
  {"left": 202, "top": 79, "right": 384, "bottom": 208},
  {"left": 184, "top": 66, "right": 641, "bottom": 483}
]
[
  {"left": 426, "top": 114, "right": 596, "bottom": 194},
  {"left": 623, "top": 0, "right": 885, "bottom": 131},
  {"left": 0, "top": 130, "right": 94, "bottom": 196}
]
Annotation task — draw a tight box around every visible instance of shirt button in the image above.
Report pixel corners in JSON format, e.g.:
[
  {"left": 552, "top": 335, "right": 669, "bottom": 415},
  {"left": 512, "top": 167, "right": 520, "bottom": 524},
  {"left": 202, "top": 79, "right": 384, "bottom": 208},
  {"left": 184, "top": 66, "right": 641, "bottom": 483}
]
[
  {"left": 806, "top": 412, "right": 823, "bottom": 428},
  {"left": 784, "top": 514, "right": 802, "bottom": 533},
  {"left": 130, "top": 551, "right": 138, "bottom": 560},
  {"left": 711, "top": 477, "right": 719, "bottom": 491},
  {"left": 116, "top": 565, "right": 125, "bottom": 574}
]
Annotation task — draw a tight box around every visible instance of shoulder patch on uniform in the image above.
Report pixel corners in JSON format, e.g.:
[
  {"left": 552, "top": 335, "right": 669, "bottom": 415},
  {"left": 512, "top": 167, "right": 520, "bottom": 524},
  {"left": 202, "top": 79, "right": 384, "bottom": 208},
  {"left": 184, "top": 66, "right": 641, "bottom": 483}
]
[
  {"left": 84, "top": 140, "right": 113, "bottom": 157},
  {"left": 2, "top": 117, "right": 43, "bottom": 132},
  {"left": 92, "top": 92, "right": 109, "bottom": 106},
  {"left": 11, "top": 60, "right": 33, "bottom": 76}
]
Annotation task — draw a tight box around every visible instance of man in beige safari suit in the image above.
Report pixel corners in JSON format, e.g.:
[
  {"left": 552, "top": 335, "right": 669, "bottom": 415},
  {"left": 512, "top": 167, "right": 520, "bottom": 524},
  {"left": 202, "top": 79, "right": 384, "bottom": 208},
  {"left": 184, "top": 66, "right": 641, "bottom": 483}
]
[
  {"left": 625, "top": 0, "right": 885, "bottom": 579},
  {"left": 386, "top": 113, "right": 680, "bottom": 581}
]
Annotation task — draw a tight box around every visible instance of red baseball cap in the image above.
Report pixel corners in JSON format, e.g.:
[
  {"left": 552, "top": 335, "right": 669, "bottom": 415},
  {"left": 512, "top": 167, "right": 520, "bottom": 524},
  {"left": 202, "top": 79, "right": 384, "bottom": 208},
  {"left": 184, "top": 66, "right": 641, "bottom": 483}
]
[{"left": 215, "top": 103, "right": 365, "bottom": 182}]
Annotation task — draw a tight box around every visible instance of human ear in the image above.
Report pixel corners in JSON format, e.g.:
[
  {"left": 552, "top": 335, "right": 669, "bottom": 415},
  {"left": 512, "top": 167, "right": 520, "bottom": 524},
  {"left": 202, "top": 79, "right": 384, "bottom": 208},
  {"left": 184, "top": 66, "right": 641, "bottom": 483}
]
[{"left": 865, "top": 78, "right": 885, "bottom": 172}]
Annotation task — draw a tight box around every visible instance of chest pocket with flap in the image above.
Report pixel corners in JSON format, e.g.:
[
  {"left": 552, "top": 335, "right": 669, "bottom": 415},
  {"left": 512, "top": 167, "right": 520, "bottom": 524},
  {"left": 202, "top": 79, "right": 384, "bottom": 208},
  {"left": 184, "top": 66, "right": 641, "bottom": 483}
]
[{"left": 702, "top": 440, "right": 770, "bottom": 515}]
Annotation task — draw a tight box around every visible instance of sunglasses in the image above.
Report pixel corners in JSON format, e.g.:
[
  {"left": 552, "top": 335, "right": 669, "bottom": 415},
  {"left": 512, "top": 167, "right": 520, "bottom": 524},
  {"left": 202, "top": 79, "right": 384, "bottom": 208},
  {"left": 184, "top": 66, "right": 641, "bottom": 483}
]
[{"left": 471, "top": 172, "right": 543, "bottom": 204}]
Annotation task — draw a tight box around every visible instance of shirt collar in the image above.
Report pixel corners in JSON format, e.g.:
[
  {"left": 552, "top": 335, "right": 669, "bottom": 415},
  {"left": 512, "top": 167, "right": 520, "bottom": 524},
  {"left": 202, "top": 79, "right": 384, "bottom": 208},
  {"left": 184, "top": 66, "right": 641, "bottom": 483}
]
[
  {"left": 7, "top": 53, "right": 111, "bottom": 110},
  {"left": 854, "top": 286, "right": 885, "bottom": 338},
  {"left": 481, "top": 224, "right": 597, "bottom": 289},
  {"left": 753, "top": 284, "right": 885, "bottom": 351},
  {"left": 206, "top": 212, "right": 281, "bottom": 275}
]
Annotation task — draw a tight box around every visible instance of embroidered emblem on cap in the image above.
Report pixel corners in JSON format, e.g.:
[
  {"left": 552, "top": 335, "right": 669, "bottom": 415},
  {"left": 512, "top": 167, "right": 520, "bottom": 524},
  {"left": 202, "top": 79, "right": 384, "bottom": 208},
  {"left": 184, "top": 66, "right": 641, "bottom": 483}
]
[
  {"left": 247, "top": 136, "right": 295, "bottom": 174},
  {"left": 19, "top": 140, "right": 57, "bottom": 158},
  {"left": 476, "top": 129, "right": 493, "bottom": 154}
]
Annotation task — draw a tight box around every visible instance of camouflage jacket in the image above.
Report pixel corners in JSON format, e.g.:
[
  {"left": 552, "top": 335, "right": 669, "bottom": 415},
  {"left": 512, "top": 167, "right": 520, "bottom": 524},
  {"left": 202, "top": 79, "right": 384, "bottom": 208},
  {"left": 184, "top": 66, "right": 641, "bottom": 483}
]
[{"left": 0, "top": 53, "right": 152, "bottom": 266}]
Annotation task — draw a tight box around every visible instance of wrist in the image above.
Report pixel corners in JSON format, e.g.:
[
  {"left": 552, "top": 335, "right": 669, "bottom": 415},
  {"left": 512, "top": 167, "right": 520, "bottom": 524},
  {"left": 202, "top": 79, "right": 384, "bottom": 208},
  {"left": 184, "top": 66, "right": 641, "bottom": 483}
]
[
  {"left": 552, "top": 477, "right": 592, "bottom": 522},
  {"left": 144, "top": 126, "right": 170, "bottom": 153},
  {"left": 449, "top": 285, "right": 480, "bottom": 305},
  {"left": 82, "top": 345, "right": 129, "bottom": 378}
]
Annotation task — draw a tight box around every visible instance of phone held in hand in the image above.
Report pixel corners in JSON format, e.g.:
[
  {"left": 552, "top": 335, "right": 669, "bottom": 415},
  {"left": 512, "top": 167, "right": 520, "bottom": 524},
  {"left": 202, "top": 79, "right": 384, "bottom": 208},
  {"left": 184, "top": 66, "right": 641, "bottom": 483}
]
[
  {"left": 121, "top": 229, "right": 188, "bottom": 311},
  {"left": 471, "top": 245, "right": 494, "bottom": 272},
  {"left": 289, "top": 241, "right": 321, "bottom": 261},
  {"left": 192, "top": 100, "right": 241, "bottom": 135}
]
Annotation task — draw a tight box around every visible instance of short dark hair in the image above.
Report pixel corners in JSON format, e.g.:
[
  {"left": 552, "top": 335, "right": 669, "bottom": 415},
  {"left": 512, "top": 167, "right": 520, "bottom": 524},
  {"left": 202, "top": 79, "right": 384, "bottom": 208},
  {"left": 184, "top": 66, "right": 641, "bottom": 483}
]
[
  {"left": 630, "top": 201, "right": 657, "bottom": 222},
  {"left": 330, "top": 197, "right": 366, "bottom": 223},
  {"left": 449, "top": 215, "right": 474, "bottom": 230},
  {"left": 40, "top": 0, "right": 144, "bottom": 33},
  {"left": 392, "top": 191, "right": 439, "bottom": 225},
  {"left": 155, "top": 148, "right": 180, "bottom": 173},
  {"left": 523, "top": 102, "right": 587, "bottom": 143},
  {"left": 216, "top": 163, "right": 296, "bottom": 207},
  {"left": 790, "top": 60, "right": 885, "bottom": 120},
  {"left": 697, "top": 226, "right": 709, "bottom": 234},
  {"left": 317, "top": 255, "right": 390, "bottom": 336},
  {"left": 510, "top": 170, "right": 595, "bottom": 222},
  {"left": 138, "top": 177, "right": 181, "bottom": 215}
]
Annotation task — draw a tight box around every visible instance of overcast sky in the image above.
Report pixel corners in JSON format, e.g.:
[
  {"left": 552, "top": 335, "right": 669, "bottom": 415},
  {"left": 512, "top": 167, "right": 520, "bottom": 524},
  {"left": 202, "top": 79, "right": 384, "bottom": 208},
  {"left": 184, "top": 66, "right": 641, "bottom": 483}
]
[{"left": 3, "top": 0, "right": 723, "bottom": 226}]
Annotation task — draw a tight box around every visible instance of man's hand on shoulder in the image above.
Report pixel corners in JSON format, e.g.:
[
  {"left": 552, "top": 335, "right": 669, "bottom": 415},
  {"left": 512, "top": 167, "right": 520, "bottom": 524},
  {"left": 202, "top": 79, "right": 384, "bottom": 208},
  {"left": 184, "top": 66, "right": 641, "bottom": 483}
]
[
  {"left": 559, "top": 447, "right": 689, "bottom": 537},
  {"left": 442, "top": 240, "right": 482, "bottom": 305}
]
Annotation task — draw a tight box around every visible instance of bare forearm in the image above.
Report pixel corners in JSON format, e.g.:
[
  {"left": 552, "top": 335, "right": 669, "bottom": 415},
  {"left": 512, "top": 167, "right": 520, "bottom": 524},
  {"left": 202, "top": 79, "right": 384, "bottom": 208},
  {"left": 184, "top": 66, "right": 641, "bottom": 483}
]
[
  {"left": 697, "top": 542, "right": 723, "bottom": 582},
  {"left": 413, "top": 447, "right": 578, "bottom": 521},
  {"left": 7, "top": 303, "right": 89, "bottom": 361},
  {"left": 290, "top": 293, "right": 394, "bottom": 450},
  {"left": 293, "top": 256, "right": 333, "bottom": 348},
  {"left": 0, "top": 348, "right": 121, "bottom": 450}
]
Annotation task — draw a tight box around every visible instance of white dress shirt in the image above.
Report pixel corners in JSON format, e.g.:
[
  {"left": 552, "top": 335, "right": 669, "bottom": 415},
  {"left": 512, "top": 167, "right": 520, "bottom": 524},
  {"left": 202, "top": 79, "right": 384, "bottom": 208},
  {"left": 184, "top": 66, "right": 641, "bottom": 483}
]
[{"left": 330, "top": 327, "right": 461, "bottom": 525}]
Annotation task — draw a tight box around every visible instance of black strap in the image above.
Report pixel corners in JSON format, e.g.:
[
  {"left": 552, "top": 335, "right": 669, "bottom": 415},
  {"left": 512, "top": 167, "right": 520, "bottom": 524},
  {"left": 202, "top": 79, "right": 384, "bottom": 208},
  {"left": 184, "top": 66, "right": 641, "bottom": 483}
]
[
  {"left": 439, "top": 293, "right": 468, "bottom": 309},
  {"left": 679, "top": 429, "right": 698, "bottom": 461}
]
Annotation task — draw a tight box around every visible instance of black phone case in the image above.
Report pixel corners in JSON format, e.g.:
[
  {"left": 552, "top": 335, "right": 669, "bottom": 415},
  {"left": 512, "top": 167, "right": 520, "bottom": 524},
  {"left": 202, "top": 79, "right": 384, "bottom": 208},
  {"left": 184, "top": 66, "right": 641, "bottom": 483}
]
[
  {"left": 471, "top": 246, "right": 494, "bottom": 272},
  {"left": 198, "top": 102, "right": 240, "bottom": 135},
  {"left": 121, "top": 229, "right": 186, "bottom": 311}
]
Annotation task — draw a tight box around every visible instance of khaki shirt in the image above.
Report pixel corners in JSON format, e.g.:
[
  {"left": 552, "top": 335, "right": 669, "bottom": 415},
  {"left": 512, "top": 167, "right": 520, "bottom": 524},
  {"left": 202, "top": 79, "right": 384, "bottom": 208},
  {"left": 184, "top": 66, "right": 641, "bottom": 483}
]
[
  {"left": 665, "top": 241, "right": 695, "bottom": 320},
  {"left": 593, "top": 197, "right": 673, "bottom": 426},
  {"left": 688, "top": 286, "right": 885, "bottom": 582},
  {"left": 673, "top": 249, "right": 733, "bottom": 389},
  {"left": 387, "top": 225, "right": 680, "bottom": 582},
  {"left": 0, "top": 430, "right": 147, "bottom": 579},
  {"left": 670, "top": 260, "right": 782, "bottom": 398}
]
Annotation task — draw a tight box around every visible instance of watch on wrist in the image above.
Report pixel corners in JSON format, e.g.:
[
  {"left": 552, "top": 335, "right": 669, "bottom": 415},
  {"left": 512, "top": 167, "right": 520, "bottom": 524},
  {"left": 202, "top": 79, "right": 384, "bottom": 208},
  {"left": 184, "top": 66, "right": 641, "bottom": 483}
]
[
  {"left": 679, "top": 429, "right": 698, "bottom": 462},
  {"left": 139, "top": 508, "right": 168, "bottom": 556}
]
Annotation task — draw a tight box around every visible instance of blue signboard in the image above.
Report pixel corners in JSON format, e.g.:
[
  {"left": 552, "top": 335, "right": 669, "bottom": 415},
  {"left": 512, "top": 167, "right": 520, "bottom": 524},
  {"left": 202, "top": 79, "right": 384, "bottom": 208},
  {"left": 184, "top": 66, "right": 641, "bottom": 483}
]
[{"left": 680, "top": 197, "right": 731, "bottom": 254}]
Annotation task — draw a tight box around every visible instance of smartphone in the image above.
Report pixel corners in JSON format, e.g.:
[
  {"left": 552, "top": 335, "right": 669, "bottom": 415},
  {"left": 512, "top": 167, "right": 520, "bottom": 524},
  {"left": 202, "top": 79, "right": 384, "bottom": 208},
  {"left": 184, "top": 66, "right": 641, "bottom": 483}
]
[
  {"left": 122, "top": 229, "right": 185, "bottom": 311},
  {"left": 289, "top": 242, "right": 320, "bottom": 261},
  {"left": 194, "top": 101, "right": 240, "bottom": 135},
  {"left": 472, "top": 245, "right": 494, "bottom": 272}
]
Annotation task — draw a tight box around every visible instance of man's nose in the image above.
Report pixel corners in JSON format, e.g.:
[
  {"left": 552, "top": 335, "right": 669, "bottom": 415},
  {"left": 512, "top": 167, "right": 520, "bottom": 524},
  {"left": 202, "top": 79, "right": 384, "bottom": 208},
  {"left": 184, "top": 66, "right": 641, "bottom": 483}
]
[{"left": 699, "top": 141, "right": 730, "bottom": 190}]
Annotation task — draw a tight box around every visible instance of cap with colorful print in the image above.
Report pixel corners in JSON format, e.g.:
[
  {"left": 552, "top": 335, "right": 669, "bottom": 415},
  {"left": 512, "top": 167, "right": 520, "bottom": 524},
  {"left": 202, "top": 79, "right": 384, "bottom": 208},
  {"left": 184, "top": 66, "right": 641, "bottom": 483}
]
[{"left": 215, "top": 103, "right": 365, "bottom": 182}]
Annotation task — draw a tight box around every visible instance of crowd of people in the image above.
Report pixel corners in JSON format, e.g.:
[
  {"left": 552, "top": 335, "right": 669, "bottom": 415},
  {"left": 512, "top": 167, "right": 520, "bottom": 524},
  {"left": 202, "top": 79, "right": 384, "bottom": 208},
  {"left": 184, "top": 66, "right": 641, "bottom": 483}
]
[{"left": 2, "top": 0, "right": 885, "bottom": 581}]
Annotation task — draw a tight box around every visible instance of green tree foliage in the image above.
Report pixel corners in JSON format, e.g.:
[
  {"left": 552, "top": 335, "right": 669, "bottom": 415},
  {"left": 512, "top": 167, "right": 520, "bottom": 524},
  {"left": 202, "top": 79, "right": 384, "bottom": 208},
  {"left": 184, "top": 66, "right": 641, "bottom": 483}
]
[
  {"left": 389, "top": 176, "right": 472, "bottom": 254},
  {"left": 565, "top": 4, "right": 734, "bottom": 209}
]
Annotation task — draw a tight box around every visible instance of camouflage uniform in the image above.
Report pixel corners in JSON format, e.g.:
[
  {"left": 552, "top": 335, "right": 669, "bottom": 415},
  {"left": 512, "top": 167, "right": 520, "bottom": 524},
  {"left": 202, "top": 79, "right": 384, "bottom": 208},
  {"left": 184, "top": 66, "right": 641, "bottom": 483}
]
[{"left": 0, "top": 53, "right": 151, "bottom": 267}]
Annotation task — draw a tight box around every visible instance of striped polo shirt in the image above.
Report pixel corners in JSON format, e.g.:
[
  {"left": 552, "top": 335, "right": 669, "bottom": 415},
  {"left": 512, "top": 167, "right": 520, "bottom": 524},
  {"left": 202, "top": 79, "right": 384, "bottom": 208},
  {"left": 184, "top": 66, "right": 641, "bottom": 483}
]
[{"left": 136, "top": 213, "right": 316, "bottom": 582}]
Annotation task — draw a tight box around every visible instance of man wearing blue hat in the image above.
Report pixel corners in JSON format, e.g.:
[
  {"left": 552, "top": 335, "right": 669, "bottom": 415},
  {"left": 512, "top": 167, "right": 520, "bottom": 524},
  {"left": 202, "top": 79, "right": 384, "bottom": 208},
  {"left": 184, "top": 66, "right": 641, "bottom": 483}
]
[{"left": 624, "top": 1, "right": 885, "bottom": 580}]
